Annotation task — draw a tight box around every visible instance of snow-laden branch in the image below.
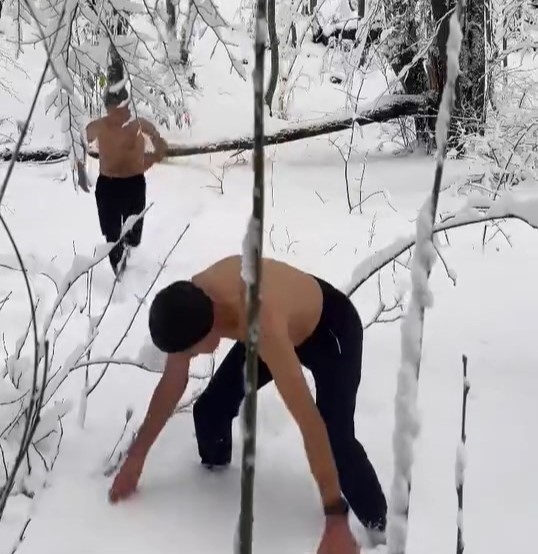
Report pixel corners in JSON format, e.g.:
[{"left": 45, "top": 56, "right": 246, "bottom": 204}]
[
  {"left": 344, "top": 191, "right": 538, "bottom": 298},
  {"left": 386, "top": 6, "right": 464, "bottom": 554},
  {"left": 192, "top": 0, "right": 247, "bottom": 81},
  {"left": 86, "top": 222, "right": 190, "bottom": 396}
]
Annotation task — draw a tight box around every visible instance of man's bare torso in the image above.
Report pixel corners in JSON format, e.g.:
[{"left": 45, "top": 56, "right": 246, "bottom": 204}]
[
  {"left": 93, "top": 116, "right": 145, "bottom": 178},
  {"left": 193, "top": 256, "right": 323, "bottom": 346}
]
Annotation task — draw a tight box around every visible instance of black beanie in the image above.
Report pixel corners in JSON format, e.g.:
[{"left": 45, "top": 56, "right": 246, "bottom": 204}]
[{"left": 148, "top": 281, "right": 214, "bottom": 353}]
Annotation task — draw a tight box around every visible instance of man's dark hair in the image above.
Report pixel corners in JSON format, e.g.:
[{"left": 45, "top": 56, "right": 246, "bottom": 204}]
[
  {"left": 103, "top": 85, "right": 129, "bottom": 108},
  {"left": 148, "top": 281, "right": 214, "bottom": 353}
]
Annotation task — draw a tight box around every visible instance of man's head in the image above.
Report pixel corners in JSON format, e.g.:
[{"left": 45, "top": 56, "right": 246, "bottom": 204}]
[
  {"left": 148, "top": 281, "right": 218, "bottom": 356},
  {"left": 103, "top": 85, "right": 130, "bottom": 120}
]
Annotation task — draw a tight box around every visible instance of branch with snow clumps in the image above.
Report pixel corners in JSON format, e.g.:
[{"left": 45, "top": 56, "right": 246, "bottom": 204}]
[
  {"left": 385, "top": 5, "right": 464, "bottom": 554},
  {"left": 236, "top": 1, "right": 267, "bottom": 552},
  {"left": 344, "top": 190, "right": 538, "bottom": 298}
]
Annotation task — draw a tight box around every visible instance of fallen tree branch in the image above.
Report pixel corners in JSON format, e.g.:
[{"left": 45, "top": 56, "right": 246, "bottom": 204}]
[{"left": 0, "top": 95, "right": 433, "bottom": 162}]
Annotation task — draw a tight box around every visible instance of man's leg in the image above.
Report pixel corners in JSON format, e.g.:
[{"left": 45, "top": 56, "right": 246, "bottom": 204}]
[
  {"left": 309, "top": 327, "right": 387, "bottom": 533},
  {"left": 193, "top": 342, "right": 273, "bottom": 467},
  {"left": 122, "top": 175, "right": 146, "bottom": 248},
  {"left": 95, "top": 176, "right": 124, "bottom": 273}
]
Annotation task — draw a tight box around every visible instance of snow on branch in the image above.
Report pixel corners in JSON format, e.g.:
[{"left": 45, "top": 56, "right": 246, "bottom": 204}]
[
  {"left": 236, "top": 0, "right": 267, "bottom": 551},
  {"left": 13, "top": 0, "right": 197, "bottom": 189},
  {"left": 386, "top": 6, "right": 464, "bottom": 554},
  {"left": 344, "top": 191, "right": 538, "bottom": 297},
  {"left": 192, "top": 0, "right": 247, "bottom": 80},
  {"left": 0, "top": 212, "right": 192, "bottom": 519}
]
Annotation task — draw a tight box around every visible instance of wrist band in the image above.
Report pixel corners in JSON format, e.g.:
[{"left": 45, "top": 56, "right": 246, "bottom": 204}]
[{"left": 323, "top": 496, "right": 349, "bottom": 516}]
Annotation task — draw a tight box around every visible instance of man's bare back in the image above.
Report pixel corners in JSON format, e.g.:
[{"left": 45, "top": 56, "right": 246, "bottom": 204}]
[{"left": 193, "top": 256, "right": 323, "bottom": 347}]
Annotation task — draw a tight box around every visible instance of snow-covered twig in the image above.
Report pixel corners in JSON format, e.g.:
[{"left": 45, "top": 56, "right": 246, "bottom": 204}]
[
  {"left": 40, "top": 207, "right": 152, "bottom": 356},
  {"left": 86, "top": 223, "right": 191, "bottom": 396},
  {"left": 192, "top": 0, "right": 247, "bottom": 80},
  {"left": 0, "top": 341, "right": 49, "bottom": 519},
  {"left": 0, "top": 1, "right": 68, "bottom": 205},
  {"left": 102, "top": 407, "right": 134, "bottom": 477},
  {"left": 364, "top": 273, "right": 404, "bottom": 329},
  {"left": 0, "top": 292, "right": 12, "bottom": 314},
  {"left": 345, "top": 191, "right": 538, "bottom": 298},
  {"left": 456, "top": 354, "right": 470, "bottom": 554},
  {"left": 386, "top": 4, "right": 464, "bottom": 553},
  {"left": 69, "top": 357, "right": 211, "bottom": 379},
  {"left": 78, "top": 260, "right": 95, "bottom": 428}
]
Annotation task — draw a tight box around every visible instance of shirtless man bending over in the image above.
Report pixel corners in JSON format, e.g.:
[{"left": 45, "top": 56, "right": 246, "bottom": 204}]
[
  {"left": 108, "top": 256, "right": 387, "bottom": 553},
  {"left": 78, "top": 87, "right": 168, "bottom": 276}
]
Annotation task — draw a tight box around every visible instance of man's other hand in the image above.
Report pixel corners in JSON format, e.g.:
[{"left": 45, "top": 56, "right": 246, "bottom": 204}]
[
  {"left": 317, "top": 516, "right": 361, "bottom": 554},
  {"left": 143, "top": 153, "right": 158, "bottom": 171},
  {"left": 76, "top": 160, "right": 91, "bottom": 193}
]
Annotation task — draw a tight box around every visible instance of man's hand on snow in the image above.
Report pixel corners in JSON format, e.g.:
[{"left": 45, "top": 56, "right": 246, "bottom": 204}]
[{"left": 108, "top": 454, "right": 145, "bottom": 503}]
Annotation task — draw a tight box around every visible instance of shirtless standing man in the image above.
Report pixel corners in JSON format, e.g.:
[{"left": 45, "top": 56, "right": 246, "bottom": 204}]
[
  {"left": 108, "top": 255, "right": 387, "bottom": 554},
  {"left": 78, "top": 87, "right": 168, "bottom": 276}
]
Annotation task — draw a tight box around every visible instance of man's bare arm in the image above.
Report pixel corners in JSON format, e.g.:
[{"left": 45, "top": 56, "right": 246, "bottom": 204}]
[
  {"left": 139, "top": 117, "right": 168, "bottom": 161},
  {"left": 258, "top": 317, "right": 342, "bottom": 510},
  {"left": 128, "top": 352, "right": 190, "bottom": 459}
]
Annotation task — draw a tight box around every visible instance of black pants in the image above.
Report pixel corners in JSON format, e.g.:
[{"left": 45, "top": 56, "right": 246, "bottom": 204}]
[
  {"left": 192, "top": 276, "right": 387, "bottom": 531},
  {"left": 95, "top": 174, "right": 146, "bottom": 271}
]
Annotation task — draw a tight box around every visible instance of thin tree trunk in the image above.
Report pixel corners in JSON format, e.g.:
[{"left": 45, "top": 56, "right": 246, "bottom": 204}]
[
  {"left": 265, "top": 0, "right": 279, "bottom": 114},
  {"left": 237, "top": 0, "right": 267, "bottom": 551}
]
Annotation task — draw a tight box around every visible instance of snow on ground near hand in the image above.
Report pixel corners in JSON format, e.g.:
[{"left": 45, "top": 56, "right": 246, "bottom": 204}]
[{"left": 2, "top": 14, "right": 538, "bottom": 554}]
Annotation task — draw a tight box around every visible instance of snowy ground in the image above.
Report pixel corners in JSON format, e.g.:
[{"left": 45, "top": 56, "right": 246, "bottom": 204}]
[{"left": 1, "top": 10, "right": 538, "bottom": 554}]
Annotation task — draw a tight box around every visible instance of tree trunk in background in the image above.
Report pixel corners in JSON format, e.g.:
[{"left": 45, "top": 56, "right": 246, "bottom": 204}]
[
  {"left": 265, "top": 0, "right": 279, "bottom": 114},
  {"left": 430, "top": 0, "right": 486, "bottom": 149},
  {"left": 358, "top": 0, "right": 366, "bottom": 18},
  {"left": 165, "top": 0, "right": 176, "bottom": 33},
  {"left": 107, "top": 45, "right": 126, "bottom": 95},
  {"left": 383, "top": 0, "right": 431, "bottom": 146},
  {"left": 458, "top": 0, "right": 486, "bottom": 135},
  {"left": 302, "top": 0, "right": 317, "bottom": 16},
  {"left": 106, "top": 4, "right": 128, "bottom": 98},
  {"left": 179, "top": 0, "right": 197, "bottom": 67}
]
